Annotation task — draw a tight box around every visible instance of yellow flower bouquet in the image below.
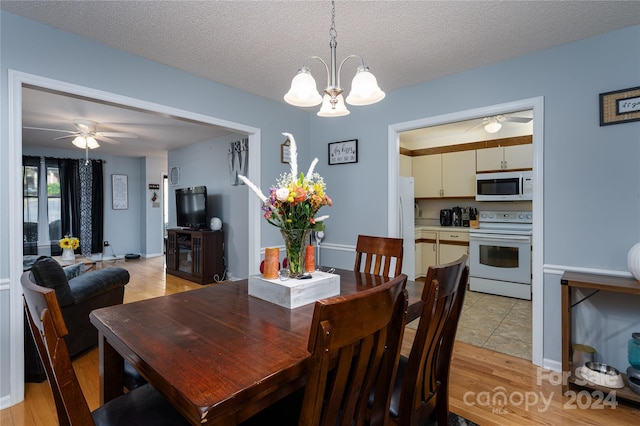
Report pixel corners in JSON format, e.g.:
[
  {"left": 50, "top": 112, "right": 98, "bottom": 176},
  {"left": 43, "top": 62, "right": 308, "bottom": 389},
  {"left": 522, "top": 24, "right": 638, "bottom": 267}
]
[{"left": 58, "top": 235, "right": 80, "bottom": 250}]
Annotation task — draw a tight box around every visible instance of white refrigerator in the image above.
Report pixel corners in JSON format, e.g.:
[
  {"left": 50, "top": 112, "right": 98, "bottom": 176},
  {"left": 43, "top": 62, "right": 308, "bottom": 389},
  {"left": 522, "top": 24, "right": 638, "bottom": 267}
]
[{"left": 398, "top": 176, "right": 415, "bottom": 280}]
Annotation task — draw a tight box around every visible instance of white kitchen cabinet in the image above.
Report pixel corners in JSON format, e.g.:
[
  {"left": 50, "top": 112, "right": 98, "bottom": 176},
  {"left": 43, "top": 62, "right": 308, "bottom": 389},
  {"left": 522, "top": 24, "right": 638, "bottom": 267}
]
[
  {"left": 413, "top": 155, "right": 441, "bottom": 198},
  {"left": 476, "top": 144, "right": 532, "bottom": 172},
  {"left": 414, "top": 241, "right": 422, "bottom": 278},
  {"left": 413, "top": 151, "right": 475, "bottom": 198},
  {"left": 438, "top": 230, "right": 469, "bottom": 265},
  {"left": 442, "top": 151, "right": 476, "bottom": 197},
  {"left": 421, "top": 232, "right": 438, "bottom": 277}
]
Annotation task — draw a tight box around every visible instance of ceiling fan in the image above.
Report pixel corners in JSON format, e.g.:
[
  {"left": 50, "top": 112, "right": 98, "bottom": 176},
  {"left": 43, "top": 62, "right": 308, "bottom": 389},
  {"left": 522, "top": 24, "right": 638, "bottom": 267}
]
[
  {"left": 467, "top": 114, "right": 533, "bottom": 133},
  {"left": 24, "top": 119, "right": 138, "bottom": 149}
]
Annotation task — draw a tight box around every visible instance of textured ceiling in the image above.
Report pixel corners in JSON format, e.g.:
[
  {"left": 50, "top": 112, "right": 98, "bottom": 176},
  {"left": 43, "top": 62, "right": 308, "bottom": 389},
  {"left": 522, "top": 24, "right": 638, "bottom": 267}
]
[{"left": 4, "top": 0, "right": 640, "bottom": 154}]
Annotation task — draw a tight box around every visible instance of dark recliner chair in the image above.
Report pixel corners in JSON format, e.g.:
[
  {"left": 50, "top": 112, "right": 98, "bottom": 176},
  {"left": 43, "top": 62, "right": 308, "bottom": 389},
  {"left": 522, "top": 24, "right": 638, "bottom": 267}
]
[{"left": 23, "top": 256, "right": 130, "bottom": 383}]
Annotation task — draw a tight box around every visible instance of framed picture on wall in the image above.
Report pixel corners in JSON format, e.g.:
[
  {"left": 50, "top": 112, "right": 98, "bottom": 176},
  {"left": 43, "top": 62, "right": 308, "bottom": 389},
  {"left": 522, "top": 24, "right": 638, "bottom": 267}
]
[
  {"left": 112, "top": 174, "right": 128, "bottom": 210},
  {"left": 328, "top": 139, "right": 358, "bottom": 165},
  {"left": 600, "top": 86, "right": 640, "bottom": 126}
]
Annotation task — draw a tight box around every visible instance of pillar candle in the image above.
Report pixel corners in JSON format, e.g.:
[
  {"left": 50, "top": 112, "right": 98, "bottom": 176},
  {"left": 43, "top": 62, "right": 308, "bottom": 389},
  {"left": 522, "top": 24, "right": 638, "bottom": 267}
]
[
  {"left": 264, "top": 247, "right": 279, "bottom": 279},
  {"left": 305, "top": 245, "right": 315, "bottom": 273}
]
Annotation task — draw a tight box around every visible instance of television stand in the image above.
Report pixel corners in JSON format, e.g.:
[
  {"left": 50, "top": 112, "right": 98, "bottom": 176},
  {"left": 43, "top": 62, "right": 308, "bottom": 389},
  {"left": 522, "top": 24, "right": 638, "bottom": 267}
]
[{"left": 166, "top": 229, "right": 225, "bottom": 284}]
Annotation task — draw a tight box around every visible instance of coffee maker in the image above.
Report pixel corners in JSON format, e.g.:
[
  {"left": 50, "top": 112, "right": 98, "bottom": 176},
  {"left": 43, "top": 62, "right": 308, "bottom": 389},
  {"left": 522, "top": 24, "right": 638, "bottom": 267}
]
[{"left": 452, "top": 207, "right": 462, "bottom": 227}]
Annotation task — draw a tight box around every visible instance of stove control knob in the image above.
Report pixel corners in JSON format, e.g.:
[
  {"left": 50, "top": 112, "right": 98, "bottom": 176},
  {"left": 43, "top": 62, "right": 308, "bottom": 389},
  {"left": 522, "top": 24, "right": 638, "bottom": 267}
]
[
  {"left": 518, "top": 213, "right": 525, "bottom": 219},
  {"left": 526, "top": 213, "right": 533, "bottom": 220}
]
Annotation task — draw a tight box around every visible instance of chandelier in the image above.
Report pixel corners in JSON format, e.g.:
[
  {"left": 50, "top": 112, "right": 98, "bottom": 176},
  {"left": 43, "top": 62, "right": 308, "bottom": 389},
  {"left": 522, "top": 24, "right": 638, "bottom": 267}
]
[{"left": 284, "top": 0, "right": 385, "bottom": 117}]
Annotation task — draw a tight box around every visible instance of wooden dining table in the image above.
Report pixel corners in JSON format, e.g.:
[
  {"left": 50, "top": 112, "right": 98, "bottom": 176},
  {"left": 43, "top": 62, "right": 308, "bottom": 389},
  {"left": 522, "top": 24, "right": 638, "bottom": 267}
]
[{"left": 89, "top": 268, "right": 425, "bottom": 425}]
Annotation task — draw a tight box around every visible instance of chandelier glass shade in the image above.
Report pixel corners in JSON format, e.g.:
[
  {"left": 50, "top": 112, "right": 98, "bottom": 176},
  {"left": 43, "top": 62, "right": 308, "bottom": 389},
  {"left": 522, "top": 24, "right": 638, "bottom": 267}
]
[
  {"left": 284, "top": 1, "right": 384, "bottom": 117},
  {"left": 318, "top": 94, "right": 349, "bottom": 117},
  {"left": 72, "top": 135, "right": 100, "bottom": 149}
]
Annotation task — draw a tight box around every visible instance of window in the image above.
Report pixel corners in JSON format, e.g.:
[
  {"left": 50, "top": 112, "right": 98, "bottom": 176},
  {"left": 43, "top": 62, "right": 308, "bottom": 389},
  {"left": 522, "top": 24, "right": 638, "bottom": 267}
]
[
  {"left": 23, "top": 157, "right": 39, "bottom": 255},
  {"left": 22, "top": 157, "right": 63, "bottom": 255},
  {"left": 46, "top": 162, "right": 62, "bottom": 244}
]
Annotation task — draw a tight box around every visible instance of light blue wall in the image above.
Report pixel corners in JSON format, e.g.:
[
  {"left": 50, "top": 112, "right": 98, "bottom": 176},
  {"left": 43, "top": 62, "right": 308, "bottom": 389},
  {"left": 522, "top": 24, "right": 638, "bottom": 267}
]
[{"left": 2, "top": 9, "right": 640, "bottom": 403}]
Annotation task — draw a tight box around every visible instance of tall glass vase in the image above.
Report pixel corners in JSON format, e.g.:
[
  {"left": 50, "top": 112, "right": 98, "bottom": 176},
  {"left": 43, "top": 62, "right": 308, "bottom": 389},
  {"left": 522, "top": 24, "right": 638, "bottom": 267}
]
[{"left": 281, "top": 228, "right": 311, "bottom": 278}]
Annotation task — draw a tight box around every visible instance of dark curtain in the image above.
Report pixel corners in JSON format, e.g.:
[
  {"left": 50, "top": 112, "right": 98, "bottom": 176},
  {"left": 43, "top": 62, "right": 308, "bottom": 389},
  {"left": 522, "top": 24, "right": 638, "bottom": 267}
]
[
  {"left": 54, "top": 158, "right": 80, "bottom": 255},
  {"left": 90, "top": 161, "right": 104, "bottom": 254},
  {"left": 57, "top": 158, "right": 105, "bottom": 256}
]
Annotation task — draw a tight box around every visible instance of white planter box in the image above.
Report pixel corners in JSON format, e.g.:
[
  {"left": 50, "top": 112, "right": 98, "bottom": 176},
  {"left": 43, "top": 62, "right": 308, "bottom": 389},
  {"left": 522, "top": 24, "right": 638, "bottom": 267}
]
[{"left": 248, "top": 271, "right": 340, "bottom": 309}]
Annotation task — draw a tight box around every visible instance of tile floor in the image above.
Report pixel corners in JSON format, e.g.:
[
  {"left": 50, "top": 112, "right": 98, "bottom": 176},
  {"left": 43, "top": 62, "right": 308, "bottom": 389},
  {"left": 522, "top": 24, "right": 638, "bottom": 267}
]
[{"left": 408, "top": 290, "right": 532, "bottom": 360}]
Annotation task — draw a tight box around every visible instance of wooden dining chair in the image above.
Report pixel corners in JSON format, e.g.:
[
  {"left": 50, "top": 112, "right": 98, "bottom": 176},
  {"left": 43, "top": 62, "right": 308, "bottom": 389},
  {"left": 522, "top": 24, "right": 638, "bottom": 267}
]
[
  {"left": 388, "top": 255, "right": 468, "bottom": 426},
  {"left": 354, "top": 234, "right": 404, "bottom": 277},
  {"left": 242, "top": 273, "right": 409, "bottom": 426},
  {"left": 22, "top": 276, "right": 189, "bottom": 426}
]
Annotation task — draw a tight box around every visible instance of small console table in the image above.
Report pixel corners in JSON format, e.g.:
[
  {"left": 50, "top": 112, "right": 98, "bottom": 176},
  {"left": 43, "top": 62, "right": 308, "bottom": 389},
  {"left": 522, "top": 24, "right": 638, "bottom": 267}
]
[
  {"left": 166, "top": 229, "right": 225, "bottom": 284},
  {"left": 561, "top": 271, "right": 640, "bottom": 403}
]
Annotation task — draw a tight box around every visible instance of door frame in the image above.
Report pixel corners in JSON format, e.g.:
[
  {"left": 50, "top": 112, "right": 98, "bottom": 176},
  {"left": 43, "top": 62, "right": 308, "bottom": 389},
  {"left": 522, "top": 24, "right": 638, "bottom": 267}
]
[
  {"left": 7, "top": 69, "right": 262, "bottom": 404},
  {"left": 387, "top": 96, "right": 544, "bottom": 367}
]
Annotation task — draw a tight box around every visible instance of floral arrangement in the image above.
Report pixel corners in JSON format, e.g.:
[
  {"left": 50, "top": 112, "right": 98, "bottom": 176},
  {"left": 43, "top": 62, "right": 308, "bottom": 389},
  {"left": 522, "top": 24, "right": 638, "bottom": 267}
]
[
  {"left": 58, "top": 234, "right": 80, "bottom": 250},
  {"left": 239, "top": 132, "right": 331, "bottom": 276},
  {"left": 238, "top": 132, "right": 331, "bottom": 232}
]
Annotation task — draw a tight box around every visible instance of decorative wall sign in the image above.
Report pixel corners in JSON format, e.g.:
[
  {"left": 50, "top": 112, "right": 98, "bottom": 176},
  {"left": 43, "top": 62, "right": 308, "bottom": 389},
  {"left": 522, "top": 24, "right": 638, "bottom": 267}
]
[
  {"left": 600, "top": 86, "right": 640, "bottom": 126},
  {"left": 281, "top": 138, "right": 291, "bottom": 164},
  {"left": 169, "top": 166, "right": 180, "bottom": 185},
  {"left": 228, "top": 138, "right": 249, "bottom": 186},
  {"left": 112, "top": 174, "right": 128, "bottom": 210},
  {"left": 328, "top": 139, "right": 358, "bottom": 165}
]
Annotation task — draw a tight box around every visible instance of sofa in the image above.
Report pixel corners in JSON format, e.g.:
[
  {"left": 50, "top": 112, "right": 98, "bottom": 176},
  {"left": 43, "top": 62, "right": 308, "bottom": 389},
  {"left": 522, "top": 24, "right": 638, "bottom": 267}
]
[{"left": 23, "top": 256, "right": 130, "bottom": 382}]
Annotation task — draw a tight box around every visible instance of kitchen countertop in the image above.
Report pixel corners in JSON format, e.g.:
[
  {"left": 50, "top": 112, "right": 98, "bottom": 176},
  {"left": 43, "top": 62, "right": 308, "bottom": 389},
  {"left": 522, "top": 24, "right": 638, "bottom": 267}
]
[{"left": 415, "top": 225, "right": 472, "bottom": 232}]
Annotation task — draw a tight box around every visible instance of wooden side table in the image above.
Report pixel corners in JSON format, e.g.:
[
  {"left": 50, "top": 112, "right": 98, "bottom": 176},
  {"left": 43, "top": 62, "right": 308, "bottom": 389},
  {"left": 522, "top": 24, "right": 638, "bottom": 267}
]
[
  {"left": 561, "top": 271, "right": 640, "bottom": 403},
  {"left": 52, "top": 254, "right": 98, "bottom": 269}
]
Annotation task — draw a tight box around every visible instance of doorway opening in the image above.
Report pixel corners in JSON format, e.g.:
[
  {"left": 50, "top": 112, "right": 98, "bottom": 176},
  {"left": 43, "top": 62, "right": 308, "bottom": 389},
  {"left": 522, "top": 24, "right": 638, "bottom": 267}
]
[
  {"left": 387, "top": 97, "right": 544, "bottom": 367},
  {"left": 8, "top": 70, "right": 262, "bottom": 403}
]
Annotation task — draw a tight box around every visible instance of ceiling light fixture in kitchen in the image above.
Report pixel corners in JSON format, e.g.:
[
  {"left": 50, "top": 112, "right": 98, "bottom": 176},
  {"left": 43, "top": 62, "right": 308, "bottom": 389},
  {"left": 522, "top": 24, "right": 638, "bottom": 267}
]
[
  {"left": 284, "top": 0, "right": 385, "bottom": 117},
  {"left": 484, "top": 118, "right": 502, "bottom": 133}
]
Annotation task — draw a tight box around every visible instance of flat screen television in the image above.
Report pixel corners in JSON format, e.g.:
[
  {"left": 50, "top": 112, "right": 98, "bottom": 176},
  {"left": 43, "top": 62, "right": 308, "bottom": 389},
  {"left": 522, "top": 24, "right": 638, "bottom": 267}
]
[{"left": 176, "top": 186, "right": 208, "bottom": 229}]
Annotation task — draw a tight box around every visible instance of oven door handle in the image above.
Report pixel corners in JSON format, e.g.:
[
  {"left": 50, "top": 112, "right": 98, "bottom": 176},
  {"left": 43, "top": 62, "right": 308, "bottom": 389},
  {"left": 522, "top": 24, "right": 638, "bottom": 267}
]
[{"left": 470, "top": 234, "right": 531, "bottom": 243}]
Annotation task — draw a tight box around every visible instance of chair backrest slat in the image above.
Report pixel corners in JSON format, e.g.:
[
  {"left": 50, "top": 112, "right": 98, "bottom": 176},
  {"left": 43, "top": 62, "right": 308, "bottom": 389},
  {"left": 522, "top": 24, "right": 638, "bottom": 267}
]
[
  {"left": 354, "top": 235, "right": 404, "bottom": 277},
  {"left": 299, "top": 273, "right": 408, "bottom": 426},
  {"left": 397, "top": 255, "right": 468, "bottom": 426}
]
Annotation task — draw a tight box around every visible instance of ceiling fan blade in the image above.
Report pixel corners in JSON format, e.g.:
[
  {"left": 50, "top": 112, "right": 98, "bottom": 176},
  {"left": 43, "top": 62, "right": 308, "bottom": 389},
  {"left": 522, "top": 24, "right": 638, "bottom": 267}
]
[
  {"left": 74, "top": 120, "right": 97, "bottom": 133},
  {"left": 95, "top": 132, "right": 138, "bottom": 139},
  {"left": 465, "top": 121, "right": 485, "bottom": 132},
  {"left": 54, "top": 134, "right": 79, "bottom": 140},
  {"left": 94, "top": 135, "right": 122, "bottom": 145},
  {"left": 504, "top": 116, "right": 532, "bottom": 123},
  {"left": 24, "top": 126, "right": 76, "bottom": 134}
]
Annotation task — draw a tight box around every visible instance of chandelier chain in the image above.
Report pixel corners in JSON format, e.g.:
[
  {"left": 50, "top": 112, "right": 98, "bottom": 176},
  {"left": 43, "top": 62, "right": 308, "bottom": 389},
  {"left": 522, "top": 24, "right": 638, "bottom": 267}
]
[{"left": 330, "top": 0, "right": 337, "bottom": 42}]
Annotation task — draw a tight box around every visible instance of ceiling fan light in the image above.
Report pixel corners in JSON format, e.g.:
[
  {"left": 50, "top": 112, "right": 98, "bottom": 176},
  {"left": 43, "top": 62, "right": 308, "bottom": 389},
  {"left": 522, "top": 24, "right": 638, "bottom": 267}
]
[
  {"left": 284, "top": 68, "right": 323, "bottom": 107},
  {"left": 484, "top": 121, "right": 502, "bottom": 133},
  {"left": 72, "top": 136, "right": 87, "bottom": 149},
  {"left": 317, "top": 94, "right": 350, "bottom": 117},
  {"left": 346, "top": 67, "right": 385, "bottom": 106},
  {"left": 86, "top": 136, "right": 100, "bottom": 149}
]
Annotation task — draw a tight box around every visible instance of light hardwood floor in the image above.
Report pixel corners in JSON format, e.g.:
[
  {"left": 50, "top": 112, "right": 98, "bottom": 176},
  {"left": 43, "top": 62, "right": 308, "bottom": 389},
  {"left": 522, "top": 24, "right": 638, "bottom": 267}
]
[{"left": 2, "top": 256, "right": 639, "bottom": 425}]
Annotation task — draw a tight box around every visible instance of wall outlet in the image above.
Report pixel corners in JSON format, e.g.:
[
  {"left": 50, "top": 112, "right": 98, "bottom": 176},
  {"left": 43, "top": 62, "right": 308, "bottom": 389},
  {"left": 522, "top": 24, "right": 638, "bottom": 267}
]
[{"left": 103, "top": 241, "right": 109, "bottom": 247}]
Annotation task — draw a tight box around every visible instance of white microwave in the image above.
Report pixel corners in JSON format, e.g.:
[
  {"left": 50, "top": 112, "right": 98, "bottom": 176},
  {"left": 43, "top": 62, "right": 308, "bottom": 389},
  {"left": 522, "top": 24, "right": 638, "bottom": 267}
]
[{"left": 475, "top": 171, "right": 533, "bottom": 201}]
